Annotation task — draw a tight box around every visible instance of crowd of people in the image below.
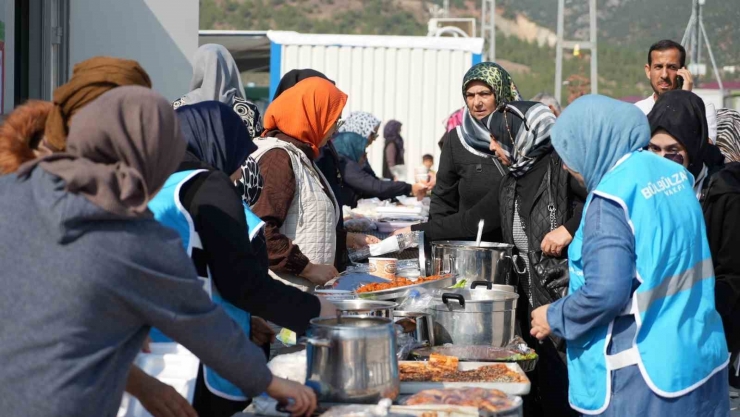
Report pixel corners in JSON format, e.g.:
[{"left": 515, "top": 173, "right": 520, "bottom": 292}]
[{"left": 0, "top": 37, "right": 739, "bottom": 417}]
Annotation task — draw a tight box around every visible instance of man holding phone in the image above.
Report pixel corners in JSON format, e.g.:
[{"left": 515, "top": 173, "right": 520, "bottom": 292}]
[{"left": 635, "top": 39, "right": 694, "bottom": 115}]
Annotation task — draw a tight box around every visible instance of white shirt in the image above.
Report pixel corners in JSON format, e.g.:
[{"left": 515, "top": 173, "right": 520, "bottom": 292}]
[
  {"left": 634, "top": 94, "right": 718, "bottom": 143},
  {"left": 635, "top": 95, "right": 657, "bottom": 115}
]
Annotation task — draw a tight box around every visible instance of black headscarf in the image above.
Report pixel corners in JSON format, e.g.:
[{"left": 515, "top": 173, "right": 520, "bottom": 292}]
[
  {"left": 648, "top": 90, "right": 710, "bottom": 178},
  {"left": 272, "top": 69, "right": 335, "bottom": 101},
  {"left": 176, "top": 101, "right": 255, "bottom": 176}
]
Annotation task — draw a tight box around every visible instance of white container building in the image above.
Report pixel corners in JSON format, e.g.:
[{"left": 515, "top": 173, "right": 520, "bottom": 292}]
[{"left": 267, "top": 31, "right": 484, "bottom": 180}]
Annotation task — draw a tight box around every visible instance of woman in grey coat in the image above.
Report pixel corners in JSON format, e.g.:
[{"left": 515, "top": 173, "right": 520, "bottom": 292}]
[{"left": 0, "top": 87, "right": 315, "bottom": 417}]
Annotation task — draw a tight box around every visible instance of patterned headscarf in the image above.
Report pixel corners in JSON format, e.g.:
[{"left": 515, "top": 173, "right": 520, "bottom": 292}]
[
  {"left": 462, "top": 62, "right": 522, "bottom": 104},
  {"left": 459, "top": 62, "right": 527, "bottom": 165},
  {"left": 338, "top": 111, "right": 381, "bottom": 139},
  {"left": 717, "top": 108, "right": 740, "bottom": 163},
  {"left": 465, "top": 101, "right": 556, "bottom": 177},
  {"left": 238, "top": 156, "right": 263, "bottom": 207},
  {"left": 173, "top": 44, "right": 262, "bottom": 138}
]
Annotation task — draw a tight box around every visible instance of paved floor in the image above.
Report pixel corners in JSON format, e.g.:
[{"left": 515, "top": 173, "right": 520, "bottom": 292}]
[{"left": 731, "top": 387, "right": 739, "bottom": 416}]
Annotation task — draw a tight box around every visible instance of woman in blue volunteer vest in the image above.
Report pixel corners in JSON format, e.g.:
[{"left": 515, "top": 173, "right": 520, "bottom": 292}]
[
  {"left": 148, "top": 101, "right": 334, "bottom": 417},
  {"left": 529, "top": 95, "right": 729, "bottom": 416}
]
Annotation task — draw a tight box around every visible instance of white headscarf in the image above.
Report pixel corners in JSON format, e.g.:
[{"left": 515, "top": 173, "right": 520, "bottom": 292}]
[
  {"left": 338, "top": 111, "right": 381, "bottom": 139},
  {"left": 180, "top": 44, "right": 246, "bottom": 106}
]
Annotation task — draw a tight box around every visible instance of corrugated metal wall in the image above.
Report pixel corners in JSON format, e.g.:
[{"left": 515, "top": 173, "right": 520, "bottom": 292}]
[{"left": 279, "top": 43, "right": 475, "bottom": 181}]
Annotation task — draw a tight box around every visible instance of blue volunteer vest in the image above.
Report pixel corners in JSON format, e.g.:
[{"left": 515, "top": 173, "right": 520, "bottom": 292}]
[
  {"left": 566, "top": 151, "right": 728, "bottom": 414},
  {"left": 148, "top": 169, "right": 265, "bottom": 401}
]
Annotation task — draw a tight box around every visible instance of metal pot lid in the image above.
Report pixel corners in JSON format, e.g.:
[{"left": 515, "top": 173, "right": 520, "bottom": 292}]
[
  {"left": 430, "top": 240, "right": 514, "bottom": 250},
  {"left": 332, "top": 300, "right": 398, "bottom": 312},
  {"left": 310, "top": 316, "right": 393, "bottom": 328},
  {"left": 393, "top": 310, "right": 431, "bottom": 318}
]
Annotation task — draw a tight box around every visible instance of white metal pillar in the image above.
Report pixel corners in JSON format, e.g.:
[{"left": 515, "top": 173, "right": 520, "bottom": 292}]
[
  {"left": 481, "top": 0, "right": 495, "bottom": 61},
  {"left": 555, "top": 0, "right": 598, "bottom": 103},
  {"left": 681, "top": 0, "right": 724, "bottom": 102}
]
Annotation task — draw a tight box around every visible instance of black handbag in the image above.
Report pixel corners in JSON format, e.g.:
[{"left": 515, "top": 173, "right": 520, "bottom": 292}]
[{"left": 527, "top": 165, "right": 570, "bottom": 308}]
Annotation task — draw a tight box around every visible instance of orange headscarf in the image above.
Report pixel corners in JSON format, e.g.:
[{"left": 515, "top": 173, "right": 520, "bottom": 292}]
[
  {"left": 0, "top": 100, "right": 53, "bottom": 174},
  {"left": 262, "top": 77, "right": 348, "bottom": 158}
]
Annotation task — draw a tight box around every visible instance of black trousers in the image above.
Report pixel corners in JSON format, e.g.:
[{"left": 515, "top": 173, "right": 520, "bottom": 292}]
[
  {"left": 517, "top": 292, "right": 578, "bottom": 417},
  {"left": 193, "top": 367, "right": 250, "bottom": 417}
]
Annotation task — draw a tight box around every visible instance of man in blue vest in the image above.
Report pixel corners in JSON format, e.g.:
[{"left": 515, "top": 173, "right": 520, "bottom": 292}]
[{"left": 529, "top": 95, "right": 729, "bottom": 416}]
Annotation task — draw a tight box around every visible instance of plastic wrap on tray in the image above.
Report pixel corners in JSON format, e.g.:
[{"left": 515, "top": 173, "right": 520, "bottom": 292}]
[
  {"left": 403, "top": 388, "right": 522, "bottom": 415},
  {"left": 411, "top": 337, "right": 539, "bottom": 372}
]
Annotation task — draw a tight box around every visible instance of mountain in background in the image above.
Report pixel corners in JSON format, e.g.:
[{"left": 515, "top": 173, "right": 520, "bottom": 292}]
[{"left": 201, "top": 0, "right": 739, "bottom": 103}]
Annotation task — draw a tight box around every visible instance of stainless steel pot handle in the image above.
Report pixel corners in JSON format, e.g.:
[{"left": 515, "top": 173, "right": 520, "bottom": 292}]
[
  {"left": 441, "top": 293, "right": 465, "bottom": 308},
  {"left": 443, "top": 254, "right": 457, "bottom": 274},
  {"left": 471, "top": 280, "right": 493, "bottom": 290}
]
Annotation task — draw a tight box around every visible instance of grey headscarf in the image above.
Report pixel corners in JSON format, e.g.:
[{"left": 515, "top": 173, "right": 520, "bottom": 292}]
[
  {"left": 18, "top": 86, "right": 185, "bottom": 218},
  {"left": 179, "top": 44, "right": 246, "bottom": 106}
]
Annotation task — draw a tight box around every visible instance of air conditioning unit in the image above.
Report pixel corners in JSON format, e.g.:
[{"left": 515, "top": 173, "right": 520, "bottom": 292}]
[{"left": 427, "top": 18, "right": 477, "bottom": 38}]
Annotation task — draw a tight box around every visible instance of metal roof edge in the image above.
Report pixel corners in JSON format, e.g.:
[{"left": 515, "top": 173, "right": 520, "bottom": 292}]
[
  {"left": 199, "top": 30, "right": 270, "bottom": 37},
  {"left": 266, "top": 31, "right": 484, "bottom": 54}
]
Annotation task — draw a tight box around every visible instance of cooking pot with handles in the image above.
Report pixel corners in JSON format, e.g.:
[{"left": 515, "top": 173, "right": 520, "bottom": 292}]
[
  {"left": 430, "top": 288, "right": 519, "bottom": 347},
  {"left": 305, "top": 317, "right": 399, "bottom": 403},
  {"left": 431, "top": 241, "right": 518, "bottom": 285}
]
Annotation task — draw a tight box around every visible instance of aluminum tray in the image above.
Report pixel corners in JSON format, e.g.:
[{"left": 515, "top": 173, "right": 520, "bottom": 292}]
[
  {"left": 356, "top": 274, "right": 457, "bottom": 301},
  {"left": 399, "top": 362, "right": 530, "bottom": 396}
]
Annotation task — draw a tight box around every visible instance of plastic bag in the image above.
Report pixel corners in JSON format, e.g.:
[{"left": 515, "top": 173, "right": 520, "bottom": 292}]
[
  {"left": 396, "top": 324, "right": 424, "bottom": 361},
  {"left": 348, "top": 231, "right": 422, "bottom": 262},
  {"left": 344, "top": 217, "right": 378, "bottom": 233},
  {"left": 396, "top": 288, "right": 439, "bottom": 313},
  {"left": 267, "top": 350, "right": 307, "bottom": 384}
]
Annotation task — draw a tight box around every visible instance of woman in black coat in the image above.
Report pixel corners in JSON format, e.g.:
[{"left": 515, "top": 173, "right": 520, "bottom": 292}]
[
  {"left": 401, "top": 62, "right": 522, "bottom": 242},
  {"left": 647, "top": 90, "right": 740, "bottom": 375},
  {"left": 407, "top": 99, "right": 584, "bottom": 417}
]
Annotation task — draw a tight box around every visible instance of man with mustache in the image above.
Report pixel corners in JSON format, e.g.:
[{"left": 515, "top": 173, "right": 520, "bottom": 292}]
[{"left": 635, "top": 39, "right": 694, "bottom": 115}]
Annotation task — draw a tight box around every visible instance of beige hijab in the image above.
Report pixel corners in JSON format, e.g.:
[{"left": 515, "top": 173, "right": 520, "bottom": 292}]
[{"left": 18, "top": 86, "right": 185, "bottom": 218}]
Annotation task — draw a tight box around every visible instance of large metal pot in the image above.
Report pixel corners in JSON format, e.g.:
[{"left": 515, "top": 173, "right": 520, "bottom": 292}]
[
  {"left": 431, "top": 241, "right": 516, "bottom": 285},
  {"left": 333, "top": 300, "right": 398, "bottom": 319},
  {"left": 430, "top": 288, "right": 518, "bottom": 347},
  {"left": 305, "top": 317, "right": 399, "bottom": 403}
]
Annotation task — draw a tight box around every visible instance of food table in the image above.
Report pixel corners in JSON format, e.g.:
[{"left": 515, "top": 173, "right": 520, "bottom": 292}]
[{"left": 239, "top": 270, "right": 533, "bottom": 417}]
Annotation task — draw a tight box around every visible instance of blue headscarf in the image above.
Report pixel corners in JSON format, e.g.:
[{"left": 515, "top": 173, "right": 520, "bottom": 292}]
[
  {"left": 175, "top": 101, "right": 256, "bottom": 175},
  {"left": 332, "top": 131, "right": 368, "bottom": 163},
  {"left": 550, "top": 95, "right": 650, "bottom": 192}
]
